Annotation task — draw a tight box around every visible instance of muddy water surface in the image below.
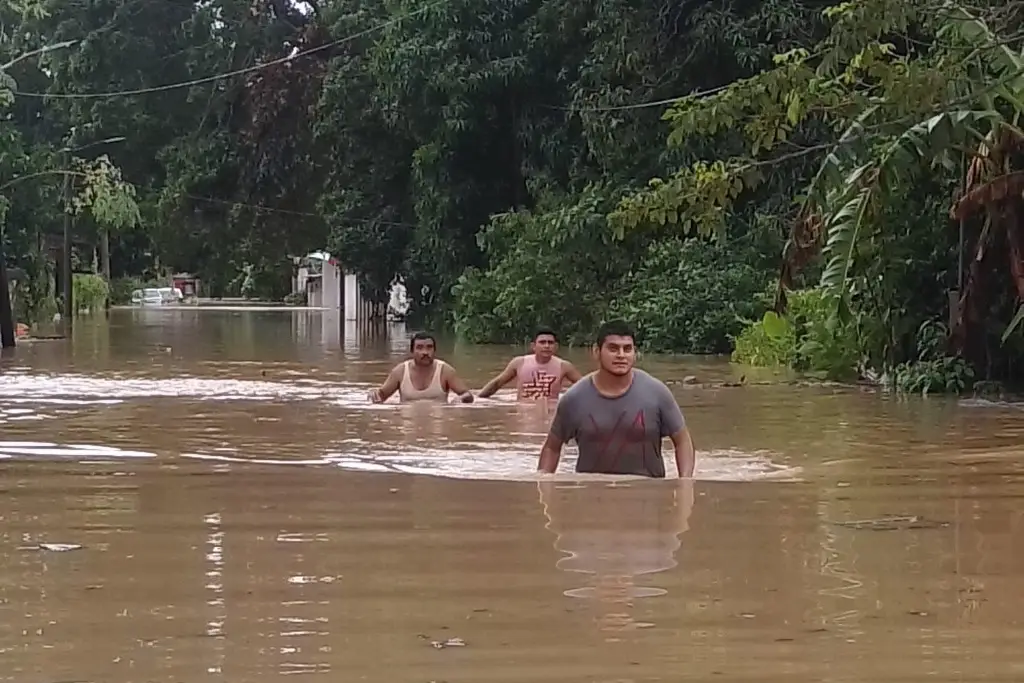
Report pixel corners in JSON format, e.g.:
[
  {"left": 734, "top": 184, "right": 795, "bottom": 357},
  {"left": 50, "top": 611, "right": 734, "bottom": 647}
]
[{"left": 2, "top": 308, "right": 1024, "bottom": 682}]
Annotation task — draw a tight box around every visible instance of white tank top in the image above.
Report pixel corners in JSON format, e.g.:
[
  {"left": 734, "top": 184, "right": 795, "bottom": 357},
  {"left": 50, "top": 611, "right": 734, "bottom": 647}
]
[{"left": 399, "top": 360, "right": 448, "bottom": 401}]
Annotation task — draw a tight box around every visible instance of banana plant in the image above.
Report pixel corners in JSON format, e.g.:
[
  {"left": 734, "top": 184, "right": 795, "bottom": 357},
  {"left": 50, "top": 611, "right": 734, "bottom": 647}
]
[{"left": 804, "top": 2, "right": 1024, "bottom": 329}]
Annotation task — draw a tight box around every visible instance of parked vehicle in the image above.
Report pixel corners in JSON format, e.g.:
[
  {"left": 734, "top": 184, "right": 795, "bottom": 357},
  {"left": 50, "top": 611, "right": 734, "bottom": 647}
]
[{"left": 130, "top": 287, "right": 183, "bottom": 306}]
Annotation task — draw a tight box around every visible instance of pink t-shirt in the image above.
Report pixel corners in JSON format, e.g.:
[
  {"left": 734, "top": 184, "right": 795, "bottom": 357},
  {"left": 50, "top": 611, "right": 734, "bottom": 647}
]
[{"left": 516, "top": 355, "right": 565, "bottom": 400}]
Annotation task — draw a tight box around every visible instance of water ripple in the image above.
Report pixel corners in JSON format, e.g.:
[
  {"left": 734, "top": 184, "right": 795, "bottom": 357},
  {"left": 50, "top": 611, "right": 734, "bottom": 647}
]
[
  {"left": 0, "top": 441, "right": 157, "bottom": 460},
  {"left": 1, "top": 372, "right": 363, "bottom": 402},
  {"left": 1, "top": 370, "right": 800, "bottom": 483},
  {"left": 179, "top": 444, "right": 799, "bottom": 483}
]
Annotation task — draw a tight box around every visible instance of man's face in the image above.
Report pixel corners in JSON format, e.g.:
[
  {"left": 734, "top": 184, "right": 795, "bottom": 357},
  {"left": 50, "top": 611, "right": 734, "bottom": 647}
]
[
  {"left": 594, "top": 335, "right": 635, "bottom": 376},
  {"left": 411, "top": 339, "right": 436, "bottom": 366},
  {"left": 531, "top": 334, "right": 558, "bottom": 361}
]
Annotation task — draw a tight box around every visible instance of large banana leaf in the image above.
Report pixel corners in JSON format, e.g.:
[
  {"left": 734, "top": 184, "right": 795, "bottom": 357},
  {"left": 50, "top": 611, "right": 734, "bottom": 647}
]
[
  {"left": 818, "top": 110, "right": 1000, "bottom": 310},
  {"left": 805, "top": 2, "right": 1024, "bottom": 319}
]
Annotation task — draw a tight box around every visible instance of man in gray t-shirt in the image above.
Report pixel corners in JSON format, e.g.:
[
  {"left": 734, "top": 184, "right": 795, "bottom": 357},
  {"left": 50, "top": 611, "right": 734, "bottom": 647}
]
[{"left": 537, "top": 320, "right": 696, "bottom": 478}]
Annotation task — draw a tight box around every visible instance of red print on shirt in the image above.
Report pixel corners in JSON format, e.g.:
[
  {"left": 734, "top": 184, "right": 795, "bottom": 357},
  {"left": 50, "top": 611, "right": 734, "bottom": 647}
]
[
  {"left": 587, "top": 410, "right": 648, "bottom": 470},
  {"left": 520, "top": 370, "right": 559, "bottom": 399}
]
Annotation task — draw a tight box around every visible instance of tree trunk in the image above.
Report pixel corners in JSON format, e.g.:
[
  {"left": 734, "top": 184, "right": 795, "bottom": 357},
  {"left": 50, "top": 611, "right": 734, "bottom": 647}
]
[
  {"left": 950, "top": 217, "right": 992, "bottom": 361},
  {"left": 62, "top": 166, "right": 73, "bottom": 329},
  {"left": 1004, "top": 205, "right": 1024, "bottom": 301},
  {"left": 0, "top": 242, "right": 15, "bottom": 349}
]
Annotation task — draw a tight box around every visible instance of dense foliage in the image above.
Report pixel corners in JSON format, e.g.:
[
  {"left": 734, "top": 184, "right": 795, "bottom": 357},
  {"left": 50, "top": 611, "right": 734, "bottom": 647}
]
[{"left": 2, "top": 0, "right": 1024, "bottom": 389}]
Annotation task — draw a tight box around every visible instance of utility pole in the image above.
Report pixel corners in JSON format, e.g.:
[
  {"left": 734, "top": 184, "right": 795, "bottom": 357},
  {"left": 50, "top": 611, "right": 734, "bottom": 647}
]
[
  {"left": 0, "top": 238, "right": 14, "bottom": 349},
  {"left": 62, "top": 149, "right": 73, "bottom": 335},
  {"left": 100, "top": 227, "right": 111, "bottom": 311}
]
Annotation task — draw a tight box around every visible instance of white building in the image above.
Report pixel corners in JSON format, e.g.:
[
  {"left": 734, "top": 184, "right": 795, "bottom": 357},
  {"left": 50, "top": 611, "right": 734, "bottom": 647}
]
[{"left": 293, "top": 252, "right": 408, "bottom": 322}]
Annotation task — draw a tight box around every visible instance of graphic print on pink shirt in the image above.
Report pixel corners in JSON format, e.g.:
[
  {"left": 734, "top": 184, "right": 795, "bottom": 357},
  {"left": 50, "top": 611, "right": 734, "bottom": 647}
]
[{"left": 517, "top": 355, "right": 563, "bottom": 400}]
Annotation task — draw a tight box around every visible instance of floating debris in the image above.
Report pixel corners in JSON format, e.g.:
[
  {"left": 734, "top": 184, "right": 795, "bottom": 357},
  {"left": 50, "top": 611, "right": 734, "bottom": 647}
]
[
  {"left": 430, "top": 637, "right": 465, "bottom": 649},
  {"left": 19, "top": 543, "right": 84, "bottom": 552},
  {"left": 829, "top": 516, "right": 949, "bottom": 531}
]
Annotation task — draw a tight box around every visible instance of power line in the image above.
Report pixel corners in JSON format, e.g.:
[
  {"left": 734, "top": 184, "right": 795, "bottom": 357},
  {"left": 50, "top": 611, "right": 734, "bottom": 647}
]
[
  {"left": 13, "top": 1, "right": 443, "bottom": 100},
  {"left": 184, "top": 194, "right": 419, "bottom": 227},
  {"left": 186, "top": 193, "right": 317, "bottom": 216},
  {"left": 538, "top": 84, "right": 732, "bottom": 113}
]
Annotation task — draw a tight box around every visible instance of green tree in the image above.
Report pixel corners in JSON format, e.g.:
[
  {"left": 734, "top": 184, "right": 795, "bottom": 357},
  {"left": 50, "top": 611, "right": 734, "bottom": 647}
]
[{"left": 610, "top": 0, "right": 1024, "bottom": 383}]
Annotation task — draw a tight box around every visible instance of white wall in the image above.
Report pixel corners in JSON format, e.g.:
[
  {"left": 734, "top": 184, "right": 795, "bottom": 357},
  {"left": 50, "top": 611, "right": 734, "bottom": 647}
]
[
  {"left": 344, "top": 272, "right": 360, "bottom": 320},
  {"left": 299, "top": 262, "right": 399, "bottom": 321},
  {"left": 323, "top": 263, "right": 341, "bottom": 311},
  {"left": 307, "top": 278, "right": 323, "bottom": 308},
  {"left": 294, "top": 266, "right": 309, "bottom": 295}
]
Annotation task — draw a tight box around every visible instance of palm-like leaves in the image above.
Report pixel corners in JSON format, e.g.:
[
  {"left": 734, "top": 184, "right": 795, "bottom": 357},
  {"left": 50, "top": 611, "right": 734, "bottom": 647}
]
[
  {"left": 805, "top": 2, "right": 1024, "bottom": 322},
  {"left": 816, "top": 111, "right": 1000, "bottom": 310}
]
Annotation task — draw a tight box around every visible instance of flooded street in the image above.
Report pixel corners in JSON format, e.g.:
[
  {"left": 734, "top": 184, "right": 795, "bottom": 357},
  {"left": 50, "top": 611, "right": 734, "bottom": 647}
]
[{"left": 2, "top": 308, "right": 1024, "bottom": 681}]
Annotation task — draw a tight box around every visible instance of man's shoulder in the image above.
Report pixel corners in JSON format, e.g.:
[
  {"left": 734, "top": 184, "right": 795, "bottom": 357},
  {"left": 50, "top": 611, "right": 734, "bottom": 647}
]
[
  {"left": 634, "top": 369, "right": 673, "bottom": 393},
  {"left": 561, "top": 373, "right": 595, "bottom": 401}
]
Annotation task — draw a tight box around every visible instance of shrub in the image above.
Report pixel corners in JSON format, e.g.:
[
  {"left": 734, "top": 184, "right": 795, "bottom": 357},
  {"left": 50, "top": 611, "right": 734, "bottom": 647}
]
[
  {"left": 732, "top": 288, "right": 860, "bottom": 380},
  {"left": 610, "top": 236, "right": 773, "bottom": 354},
  {"left": 72, "top": 274, "right": 109, "bottom": 314}
]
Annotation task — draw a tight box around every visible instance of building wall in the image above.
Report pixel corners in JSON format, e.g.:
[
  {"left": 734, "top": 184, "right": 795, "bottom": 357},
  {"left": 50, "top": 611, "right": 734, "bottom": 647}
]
[
  {"left": 307, "top": 279, "right": 323, "bottom": 308},
  {"left": 343, "top": 272, "right": 359, "bottom": 320},
  {"left": 294, "top": 266, "right": 309, "bottom": 296},
  {"left": 296, "top": 258, "right": 398, "bottom": 322},
  {"left": 323, "top": 263, "right": 341, "bottom": 311}
]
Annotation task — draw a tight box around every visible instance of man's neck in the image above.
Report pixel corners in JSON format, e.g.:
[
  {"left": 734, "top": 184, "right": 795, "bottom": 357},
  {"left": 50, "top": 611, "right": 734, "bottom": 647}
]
[
  {"left": 592, "top": 368, "right": 633, "bottom": 398},
  {"left": 410, "top": 359, "right": 435, "bottom": 372}
]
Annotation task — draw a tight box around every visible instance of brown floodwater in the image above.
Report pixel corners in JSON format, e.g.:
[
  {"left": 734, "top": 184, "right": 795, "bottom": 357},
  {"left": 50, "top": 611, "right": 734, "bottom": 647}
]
[{"left": 2, "top": 307, "right": 1024, "bottom": 682}]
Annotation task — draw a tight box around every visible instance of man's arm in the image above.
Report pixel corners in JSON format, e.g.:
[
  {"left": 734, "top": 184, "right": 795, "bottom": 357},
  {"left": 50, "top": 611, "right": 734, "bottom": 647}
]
[
  {"left": 477, "top": 358, "right": 521, "bottom": 398},
  {"left": 675, "top": 477, "right": 695, "bottom": 533},
  {"left": 442, "top": 364, "right": 475, "bottom": 403},
  {"left": 657, "top": 381, "right": 695, "bottom": 478},
  {"left": 561, "top": 361, "right": 583, "bottom": 386},
  {"left": 369, "top": 365, "right": 402, "bottom": 403},
  {"left": 537, "top": 431, "right": 564, "bottom": 473},
  {"left": 669, "top": 427, "right": 695, "bottom": 478},
  {"left": 537, "top": 398, "right": 572, "bottom": 473}
]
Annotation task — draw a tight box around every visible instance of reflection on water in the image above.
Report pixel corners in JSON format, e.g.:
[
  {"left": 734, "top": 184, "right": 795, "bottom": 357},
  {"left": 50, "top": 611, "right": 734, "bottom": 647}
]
[
  {"left": 539, "top": 479, "right": 693, "bottom": 636},
  {"left": 2, "top": 309, "right": 1024, "bottom": 680}
]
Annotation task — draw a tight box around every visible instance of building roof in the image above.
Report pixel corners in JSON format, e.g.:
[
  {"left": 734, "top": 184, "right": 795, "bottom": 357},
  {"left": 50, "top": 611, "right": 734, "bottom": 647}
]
[{"left": 302, "top": 251, "right": 340, "bottom": 267}]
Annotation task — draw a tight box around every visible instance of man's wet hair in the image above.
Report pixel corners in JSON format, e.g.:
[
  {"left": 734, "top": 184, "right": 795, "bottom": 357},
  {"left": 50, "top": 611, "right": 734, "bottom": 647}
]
[
  {"left": 410, "top": 332, "right": 436, "bottom": 351},
  {"left": 534, "top": 327, "right": 558, "bottom": 342},
  {"left": 595, "top": 320, "right": 635, "bottom": 348}
]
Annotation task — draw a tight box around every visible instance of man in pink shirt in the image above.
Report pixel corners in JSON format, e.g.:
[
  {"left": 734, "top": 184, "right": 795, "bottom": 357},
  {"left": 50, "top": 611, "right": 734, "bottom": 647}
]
[{"left": 477, "top": 328, "right": 583, "bottom": 401}]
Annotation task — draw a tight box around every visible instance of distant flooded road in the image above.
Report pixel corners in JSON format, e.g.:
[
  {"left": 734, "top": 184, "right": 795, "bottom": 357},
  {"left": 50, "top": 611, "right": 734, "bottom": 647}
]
[{"left": 1, "top": 307, "right": 1023, "bottom": 681}]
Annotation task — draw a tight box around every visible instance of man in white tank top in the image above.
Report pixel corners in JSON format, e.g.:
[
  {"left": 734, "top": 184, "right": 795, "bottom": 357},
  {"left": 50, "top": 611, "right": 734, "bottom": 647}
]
[
  {"left": 368, "top": 332, "right": 474, "bottom": 403},
  {"left": 477, "top": 328, "right": 582, "bottom": 401}
]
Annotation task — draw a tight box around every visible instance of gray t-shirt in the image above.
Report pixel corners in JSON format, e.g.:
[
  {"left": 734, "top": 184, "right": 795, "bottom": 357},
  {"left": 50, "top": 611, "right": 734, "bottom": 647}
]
[{"left": 549, "top": 369, "right": 686, "bottom": 477}]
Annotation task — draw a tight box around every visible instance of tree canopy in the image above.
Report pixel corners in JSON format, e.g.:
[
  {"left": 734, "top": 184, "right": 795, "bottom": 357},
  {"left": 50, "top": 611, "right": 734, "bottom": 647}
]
[{"left": 2, "top": 0, "right": 1024, "bottom": 389}]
